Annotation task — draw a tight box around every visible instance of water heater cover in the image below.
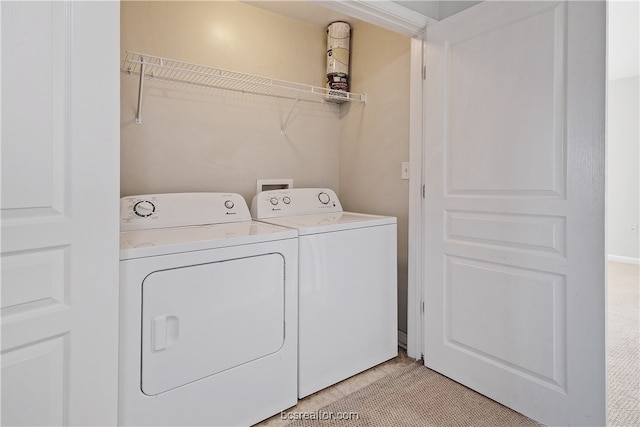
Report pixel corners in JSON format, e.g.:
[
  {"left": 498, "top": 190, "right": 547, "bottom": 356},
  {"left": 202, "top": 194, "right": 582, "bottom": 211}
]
[{"left": 326, "top": 22, "right": 350, "bottom": 92}]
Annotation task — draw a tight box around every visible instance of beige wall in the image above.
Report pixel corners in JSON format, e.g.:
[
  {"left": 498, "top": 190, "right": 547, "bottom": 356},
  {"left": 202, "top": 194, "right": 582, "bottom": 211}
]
[
  {"left": 121, "top": 1, "right": 411, "bottom": 334},
  {"left": 121, "top": 1, "right": 342, "bottom": 201},
  {"left": 339, "top": 22, "right": 411, "bottom": 333}
]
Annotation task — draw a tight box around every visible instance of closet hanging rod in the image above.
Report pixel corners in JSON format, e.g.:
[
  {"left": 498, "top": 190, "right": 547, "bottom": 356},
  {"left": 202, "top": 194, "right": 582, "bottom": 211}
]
[{"left": 122, "top": 51, "right": 366, "bottom": 124}]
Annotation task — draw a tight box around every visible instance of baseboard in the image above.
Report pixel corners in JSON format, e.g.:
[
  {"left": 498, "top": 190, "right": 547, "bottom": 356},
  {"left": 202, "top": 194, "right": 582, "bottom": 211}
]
[
  {"left": 398, "top": 330, "right": 407, "bottom": 350},
  {"left": 608, "top": 254, "right": 640, "bottom": 265}
]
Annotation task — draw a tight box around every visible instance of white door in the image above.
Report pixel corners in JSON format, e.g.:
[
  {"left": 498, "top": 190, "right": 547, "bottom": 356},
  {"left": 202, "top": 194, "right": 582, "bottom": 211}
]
[
  {"left": 1, "top": 1, "right": 120, "bottom": 425},
  {"left": 423, "top": 2, "right": 605, "bottom": 426}
]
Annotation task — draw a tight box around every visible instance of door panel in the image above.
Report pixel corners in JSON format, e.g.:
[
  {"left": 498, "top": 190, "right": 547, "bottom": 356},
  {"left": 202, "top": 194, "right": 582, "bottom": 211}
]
[
  {"left": 1, "top": 2, "right": 68, "bottom": 213},
  {"left": 1, "top": 5, "right": 74, "bottom": 424},
  {"left": 424, "top": 2, "right": 605, "bottom": 425},
  {"left": 1, "top": 337, "right": 66, "bottom": 426},
  {"left": 1, "top": 1, "right": 120, "bottom": 425},
  {"left": 446, "top": 211, "right": 565, "bottom": 255},
  {"left": 446, "top": 5, "right": 565, "bottom": 197},
  {"left": 446, "top": 257, "right": 566, "bottom": 388}
]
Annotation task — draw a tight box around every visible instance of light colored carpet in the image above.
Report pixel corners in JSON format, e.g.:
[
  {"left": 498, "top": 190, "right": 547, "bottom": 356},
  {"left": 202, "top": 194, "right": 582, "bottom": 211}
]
[
  {"left": 285, "top": 361, "right": 541, "bottom": 427},
  {"left": 607, "top": 261, "right": 640, "bottom": 427}
]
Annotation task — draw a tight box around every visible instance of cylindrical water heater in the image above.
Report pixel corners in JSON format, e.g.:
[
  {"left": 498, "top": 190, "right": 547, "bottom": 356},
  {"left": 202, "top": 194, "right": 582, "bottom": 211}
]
[{"left": 326, "top": 21, "right": 350, "bottom": 93}]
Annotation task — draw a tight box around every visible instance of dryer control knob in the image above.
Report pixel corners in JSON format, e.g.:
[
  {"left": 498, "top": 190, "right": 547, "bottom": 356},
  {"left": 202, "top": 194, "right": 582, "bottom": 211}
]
[
  {"left": 283, "top": 196, "right": 291, "bottom": 204},
  {"left": 318, "top": 192, "right": 331, "bottom": 204},
  {"left": 270, "top": 197, "right": 279, "bottom": 206},
  {"left": 133, "top": 200, "right": 155, "bottom": 217},
  {"left": 224, "top": 200, "right": 235, "bottom": 209}
]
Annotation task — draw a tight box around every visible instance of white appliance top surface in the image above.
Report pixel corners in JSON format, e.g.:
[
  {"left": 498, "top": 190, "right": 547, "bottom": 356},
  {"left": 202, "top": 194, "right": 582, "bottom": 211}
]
[
  {"left": 257, "top": 212, "right": 396, "bottom": 235},
  {"left": 120, "top": 219, "right": 297, "bottom": 260},
  {"left": 251, "top": 188, "right": 395, "bottom": 234}
]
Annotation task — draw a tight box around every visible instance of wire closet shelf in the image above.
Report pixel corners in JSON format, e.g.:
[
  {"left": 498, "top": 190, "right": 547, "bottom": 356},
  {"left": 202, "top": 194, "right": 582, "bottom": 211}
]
[{"left": 122, "top": 51, "right": 367, "bottom": 126}]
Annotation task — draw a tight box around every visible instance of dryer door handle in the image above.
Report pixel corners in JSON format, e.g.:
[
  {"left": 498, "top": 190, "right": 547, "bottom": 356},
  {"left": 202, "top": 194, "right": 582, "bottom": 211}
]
[{"left": 151, "top": 314, "right": 180, "bottom": 352}]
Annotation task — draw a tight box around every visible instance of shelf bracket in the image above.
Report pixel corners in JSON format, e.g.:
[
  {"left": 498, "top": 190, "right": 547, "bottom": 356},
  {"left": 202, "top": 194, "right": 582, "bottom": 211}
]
[
  {"left": 280, "top": 94, "right": 301, "bottom": 135},
  {"left": 135, "top": 55, "right": 145, "bottom": 125}
]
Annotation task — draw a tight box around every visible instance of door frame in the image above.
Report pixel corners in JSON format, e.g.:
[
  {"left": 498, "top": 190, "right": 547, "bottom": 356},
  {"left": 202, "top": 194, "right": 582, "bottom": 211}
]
[{"left": 407, "top": 35, "right": 425, "bottom": 359}]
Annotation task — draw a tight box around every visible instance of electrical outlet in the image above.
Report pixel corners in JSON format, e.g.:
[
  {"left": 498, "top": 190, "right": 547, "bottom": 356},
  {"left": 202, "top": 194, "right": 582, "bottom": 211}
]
[
  {"left": 401, "top": 162, "right": 410, "bottom": 180},
  {"left": 630, "top": 224, "right": 638, "bottom": 234}
]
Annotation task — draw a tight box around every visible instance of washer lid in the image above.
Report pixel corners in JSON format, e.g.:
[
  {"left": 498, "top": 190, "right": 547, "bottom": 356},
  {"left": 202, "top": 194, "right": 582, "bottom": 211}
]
[
  {"left": 120, "top": 221, "right": 297, "bottom": 260},
  {"left": 257, "top": 212, "right": 396, "bottom": 235}
]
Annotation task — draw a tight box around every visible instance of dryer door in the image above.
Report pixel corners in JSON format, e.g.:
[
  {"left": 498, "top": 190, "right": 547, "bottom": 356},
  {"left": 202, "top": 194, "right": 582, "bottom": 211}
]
[{"left": 140, "top": 253, "right": 285, "bottom": 395}]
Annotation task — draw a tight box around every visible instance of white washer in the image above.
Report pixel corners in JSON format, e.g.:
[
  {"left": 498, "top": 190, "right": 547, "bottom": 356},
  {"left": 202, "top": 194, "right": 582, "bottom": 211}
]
[
  {"left": 119, "top": 193, "right": 298, "bottom": 426},
  {"left": 251, "top": 188, "right": 397, "bottom": 398}
]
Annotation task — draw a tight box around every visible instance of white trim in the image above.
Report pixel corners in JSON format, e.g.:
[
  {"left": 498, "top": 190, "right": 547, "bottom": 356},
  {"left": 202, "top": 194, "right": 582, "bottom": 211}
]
[
  {"left": 311, "top": 0, "right": 434, "bottom": 37},
  {"left": 608, "top": 254, "right": 640, "bottom": 265},
  {"left": 406, "top": 36, "right": 424, "bottom": 360}
]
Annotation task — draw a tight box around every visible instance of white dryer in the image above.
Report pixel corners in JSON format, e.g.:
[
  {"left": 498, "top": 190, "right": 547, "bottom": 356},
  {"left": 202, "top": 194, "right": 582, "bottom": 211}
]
[
  {"left": 119, "top": 193, "right": 298, "bottom": 426},
  {"left": 251, "top": 188, "right": 397, "bottom": 398}
]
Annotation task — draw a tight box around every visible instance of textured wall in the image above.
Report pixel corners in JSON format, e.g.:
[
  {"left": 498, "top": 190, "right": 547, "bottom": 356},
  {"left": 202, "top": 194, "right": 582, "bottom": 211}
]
[{"left": 607, "top": 76, "right": 640, "bottom": 261}]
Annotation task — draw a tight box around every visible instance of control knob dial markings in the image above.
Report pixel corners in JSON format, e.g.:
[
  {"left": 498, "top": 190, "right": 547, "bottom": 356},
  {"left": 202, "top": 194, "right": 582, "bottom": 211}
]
[
  {"left": 318, "top": 192, "right": 331, "bottom": 204},
  {"left": 133, "top": 200, "right": 155, "bottom": 217}
]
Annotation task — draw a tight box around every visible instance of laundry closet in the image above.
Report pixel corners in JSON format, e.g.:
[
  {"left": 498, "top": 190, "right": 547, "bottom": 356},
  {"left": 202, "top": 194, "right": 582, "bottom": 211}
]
[
  {"left": 1, "top": 0, "right": 609, "bottom": 425},
  {"left": 120, "top": 1, "right": 412, "bottom": 338}
]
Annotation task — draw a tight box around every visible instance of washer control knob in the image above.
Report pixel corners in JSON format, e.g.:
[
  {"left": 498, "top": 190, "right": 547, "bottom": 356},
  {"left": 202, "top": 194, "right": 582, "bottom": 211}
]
[
  {"left": 224, "top": 200, "right": 234, "bottom": 209},
  {"left": 283, "top": 196, "right": 291, "bottom": 204},
  {"left": 318, "top": 192, "right": 331, "bottom": 205},
  {"left": 270, "top": 197, "right": 279, "bottom": 206},
  {"left": 133, "top": 200, "right": 155, "bottom": 217}
]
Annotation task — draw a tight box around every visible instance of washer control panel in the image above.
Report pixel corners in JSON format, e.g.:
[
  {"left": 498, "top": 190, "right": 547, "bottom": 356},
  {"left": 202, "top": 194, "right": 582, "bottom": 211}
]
[
  {"left": 251, "top": 188, "right": 343, "bottom": 219},
  {"left": 120, "top": 192, "right": 251, "bottom": 231}
]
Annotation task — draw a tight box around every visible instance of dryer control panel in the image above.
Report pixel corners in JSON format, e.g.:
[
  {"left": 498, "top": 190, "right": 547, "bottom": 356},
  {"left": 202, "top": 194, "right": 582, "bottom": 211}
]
[
  {"left": 120, "top": 192, "right": 251, "bottom": 231},
  {"left": 251, "top": 188, "right": 343, "bottom": 219}
]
